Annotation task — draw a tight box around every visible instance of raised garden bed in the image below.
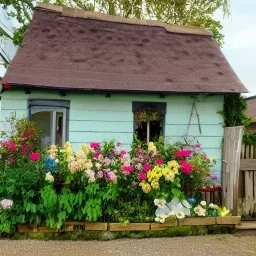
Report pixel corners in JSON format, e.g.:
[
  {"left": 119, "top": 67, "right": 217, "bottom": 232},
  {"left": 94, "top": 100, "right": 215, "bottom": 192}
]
[{"left": 17, "top": 216, "right": 241, "bottom": 233}]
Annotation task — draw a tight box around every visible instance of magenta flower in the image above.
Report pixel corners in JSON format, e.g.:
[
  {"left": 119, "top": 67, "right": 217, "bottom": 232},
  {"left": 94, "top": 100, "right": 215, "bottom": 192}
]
[
  {"left": 9, "top": 158, "right": 14, "bottom": 163},
  {"left": 121, "top": 165, "right": 134, "bottom": 175},
  {"left": 155, "top": 159, "right": 164, "bottom": 165},
  {"left": 139, "top": 172, "right": 147, "bottom": 181},
  {"left": 180, "top": 160, "right": 192, "bottom": 175},
  {"left": 94, "top": 151, "right": 100, "bottom": 159},
  {"left": 97, "top": 171, "right": 103, "bottom": 178},
  {"left": 120, "top": 150, "right": 127, "bottom": 158},
  {"left": 117, "top": 142, "right": 121, "bottom": 147},
  {"left": 143, "top": 163, "right": 151, "bottom": 172},
  {"left": 174, "top": 150, "right": 192, "bottom": 158},
  {"left": 90, "top": 142, "right": 100, "bottom": 148},
  {"left": 2, "top": 140, "right": 17, "bottom": 152},
  {"left": 29, "top": 152, "right": 40, "bottom": 161}
]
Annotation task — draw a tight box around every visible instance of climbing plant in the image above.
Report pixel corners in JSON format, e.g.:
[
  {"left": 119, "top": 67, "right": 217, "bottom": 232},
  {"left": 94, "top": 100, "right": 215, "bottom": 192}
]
[{"left": 220, "top": 94, "right": 251, "bottom": 127}]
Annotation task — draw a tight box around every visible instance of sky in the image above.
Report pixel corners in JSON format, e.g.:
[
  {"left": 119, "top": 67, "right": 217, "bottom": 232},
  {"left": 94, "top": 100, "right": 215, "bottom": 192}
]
[
  {"left": 217, "top": 0, "right": 256, "bottom": 97},
  {"left": 0, "top": 0, "right": 256, "bottom": 97}
]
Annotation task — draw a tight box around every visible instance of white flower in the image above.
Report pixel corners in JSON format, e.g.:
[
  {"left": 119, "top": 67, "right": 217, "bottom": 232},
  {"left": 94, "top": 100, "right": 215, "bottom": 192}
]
[
  {"left": 45, "top": 172, "right": 54, "bottom": 183},
  {"left": 209, "top": 203, "right": 218, "bottom": 209},
  {"left": 154, "top": 198, "right": 166, "bottom": 208},
  {"left": 95, "top": 163, "right": 101, "bottom": 170},
  {"left": 155, "top": 217, "right": 160, "bottom": 222},
  {"left": 200, "top": 201, "right": 206, "bottom": 206},
  {"left": 159, "top": 218, "right": 165, "bottom": 223},
  {"left": 175, "top": 211, "right": 185, "bottom": 219},
  {"left": 0, "top": 199, "right": 13, "bottom": 209},
  {"left": 194, "top": 205, "right": 206, "bottom": 216},
  {"left": 168, "top": 211, "right": 176, "bottom": 217}
]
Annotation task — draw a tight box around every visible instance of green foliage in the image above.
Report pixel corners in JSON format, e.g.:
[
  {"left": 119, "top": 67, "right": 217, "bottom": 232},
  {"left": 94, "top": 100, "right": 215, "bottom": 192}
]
[
  {"left": 219, "top": 95, "right": 252, "bottom": 127},
  {"left": 242, "top": 133, "right": 256, "bottom": 145}
]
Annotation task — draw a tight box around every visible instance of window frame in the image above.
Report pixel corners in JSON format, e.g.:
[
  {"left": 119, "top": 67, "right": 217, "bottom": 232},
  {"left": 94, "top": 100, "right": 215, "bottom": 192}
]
[
  {"left": 28, "top": 99, "right": 70, "bottom": 146},
  {"left": 132, "top": 102, "right": 167, "bottom": 143}
]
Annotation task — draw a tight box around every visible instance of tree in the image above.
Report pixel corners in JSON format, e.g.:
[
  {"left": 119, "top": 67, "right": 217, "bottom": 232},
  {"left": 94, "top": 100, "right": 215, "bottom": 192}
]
[{"left": 0, "top": 0, "right": 229, "bottom": 66}]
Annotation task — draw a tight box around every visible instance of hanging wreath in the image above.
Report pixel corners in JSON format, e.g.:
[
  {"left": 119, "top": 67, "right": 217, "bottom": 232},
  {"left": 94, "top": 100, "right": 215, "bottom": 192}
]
[{"left": 135, "top": 108, "right": 163, "bottom": 123}]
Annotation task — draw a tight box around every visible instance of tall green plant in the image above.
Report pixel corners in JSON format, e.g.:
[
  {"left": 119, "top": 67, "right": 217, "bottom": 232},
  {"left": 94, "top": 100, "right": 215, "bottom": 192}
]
[{"left": 220, "top": 94, "right": 252, "bottom": 127}]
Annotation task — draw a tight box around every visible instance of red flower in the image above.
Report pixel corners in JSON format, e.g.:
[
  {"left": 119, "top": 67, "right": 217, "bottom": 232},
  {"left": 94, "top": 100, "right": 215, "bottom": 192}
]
[
  {"left": 90, "top": 142, "right": 100, "bottom": 148},
  {"left": 155, "top": 159, "right": 164, "bottom": 165},
  {"left": 29, "top": 152, "right": 40, "bottom": 161},
  {"left": 1, "top": 81, "right": 12, "bottom": 90},
  {"left": 139, "top": 172, "right": 147, "bottom": 181}
]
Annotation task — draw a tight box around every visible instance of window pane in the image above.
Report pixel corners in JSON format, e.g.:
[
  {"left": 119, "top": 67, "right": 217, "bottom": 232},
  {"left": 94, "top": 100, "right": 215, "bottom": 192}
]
[
  {"left": 56, "top": 112, "right": 63, "bottom": 147},
  {"left": 32, "top": 111, "right": 52, "bottom": 146}
]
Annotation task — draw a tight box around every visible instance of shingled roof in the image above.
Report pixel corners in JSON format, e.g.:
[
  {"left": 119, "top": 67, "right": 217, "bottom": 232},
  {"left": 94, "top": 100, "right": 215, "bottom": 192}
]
[
  {"left": 3, "top": 3, "right": 248, "bottom": 94},
  {"left": 246, "top": 96, "right": 256, "bottom": 122}
]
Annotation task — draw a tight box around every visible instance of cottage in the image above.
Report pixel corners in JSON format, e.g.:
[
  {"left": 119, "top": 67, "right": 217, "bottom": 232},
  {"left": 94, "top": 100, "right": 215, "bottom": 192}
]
[{"left": 0, "top": 3, "right": 248, "bottom": 182}]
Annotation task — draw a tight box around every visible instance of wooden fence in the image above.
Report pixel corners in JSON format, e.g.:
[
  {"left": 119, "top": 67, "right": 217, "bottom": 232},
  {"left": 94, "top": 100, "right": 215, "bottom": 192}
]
[
  {"left": 240, "top": 144, "right": 256, "bottom": 216},
  {"left": 222, "top": 126, "right": 244, "bottom": 216}
]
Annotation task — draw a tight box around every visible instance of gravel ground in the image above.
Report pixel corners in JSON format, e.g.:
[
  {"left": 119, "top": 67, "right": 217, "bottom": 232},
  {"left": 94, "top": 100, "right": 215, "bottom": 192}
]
[{"left": 0, "top": 234, "right": 256, "bottom": 256}]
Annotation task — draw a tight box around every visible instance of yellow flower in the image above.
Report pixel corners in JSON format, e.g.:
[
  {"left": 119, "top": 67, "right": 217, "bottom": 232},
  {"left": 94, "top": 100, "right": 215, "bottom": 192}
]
[
  {"left": 151, "top": 180, "right": 160, "bottom": 190},
  {"left": 148, "top": 142, "right": 157, "bottom": 154},
  {"left": 139, "top": 182, "right": 151, "bottom": 193}
]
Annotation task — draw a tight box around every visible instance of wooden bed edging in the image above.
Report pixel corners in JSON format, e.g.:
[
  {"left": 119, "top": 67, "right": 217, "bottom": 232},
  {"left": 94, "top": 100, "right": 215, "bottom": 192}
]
[{"left": 17, "top": 216, "right": 241, "bottom": 233}]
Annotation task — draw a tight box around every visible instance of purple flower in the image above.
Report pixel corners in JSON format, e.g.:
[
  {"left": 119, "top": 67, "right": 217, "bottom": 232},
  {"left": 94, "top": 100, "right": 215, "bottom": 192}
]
[
  {"left": 107, "top": 171, "right": 116, "bottom": 181},
  {"left": 212, "top": 175, "right": 218, "bottom": 181}
]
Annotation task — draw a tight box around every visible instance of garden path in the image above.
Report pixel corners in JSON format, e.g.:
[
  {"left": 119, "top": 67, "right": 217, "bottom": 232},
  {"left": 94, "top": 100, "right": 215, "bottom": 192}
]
[{"left": 0, "top": 234, "right": 255, "bottom": 256}]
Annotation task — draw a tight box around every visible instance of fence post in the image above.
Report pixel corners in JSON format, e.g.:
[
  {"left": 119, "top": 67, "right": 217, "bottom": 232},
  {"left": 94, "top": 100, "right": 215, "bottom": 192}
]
[{"left": 222, "top": 126, "right": 244, "bottom": 215}]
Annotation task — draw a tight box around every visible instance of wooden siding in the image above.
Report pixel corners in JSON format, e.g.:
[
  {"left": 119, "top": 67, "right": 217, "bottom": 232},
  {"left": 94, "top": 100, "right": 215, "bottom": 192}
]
[{"left": 0, "top": 91, "right": 224, "bottom": 181}]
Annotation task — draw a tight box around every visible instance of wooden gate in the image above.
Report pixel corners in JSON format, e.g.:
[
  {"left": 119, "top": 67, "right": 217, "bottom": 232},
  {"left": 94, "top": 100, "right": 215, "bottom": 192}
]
[
  {"left": 240, "top": 145, "right": 256, "bottom": 216},
  {"left": 222, "top": 126, "right": 244, "bottom": 216}
]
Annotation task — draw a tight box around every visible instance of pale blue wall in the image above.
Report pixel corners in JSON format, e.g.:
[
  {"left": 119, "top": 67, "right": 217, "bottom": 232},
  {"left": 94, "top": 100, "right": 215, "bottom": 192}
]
[{"left": 0, "top": 90, "right": 224, "bottom": 182}]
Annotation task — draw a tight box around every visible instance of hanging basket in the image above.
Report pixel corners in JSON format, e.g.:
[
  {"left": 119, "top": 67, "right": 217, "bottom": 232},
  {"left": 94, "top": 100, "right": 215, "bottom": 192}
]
[{"left": 135, "top": 108, "right": 163, "bottom": 124}]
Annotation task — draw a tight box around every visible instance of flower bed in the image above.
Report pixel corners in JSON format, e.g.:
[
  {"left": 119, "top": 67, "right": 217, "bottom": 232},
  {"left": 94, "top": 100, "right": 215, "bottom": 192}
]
[{"left": 0, "top": 117, "right": 234, "bottom": 234}]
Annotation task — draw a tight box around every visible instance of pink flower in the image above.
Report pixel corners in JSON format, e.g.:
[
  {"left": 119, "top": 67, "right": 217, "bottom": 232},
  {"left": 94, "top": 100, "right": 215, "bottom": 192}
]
[
  {"left": 195, "top": 144, "right": 201, "bottom": 148},
  {"left": 196, "top": 168, "right": 201, "bottom": 172},
  {"left": 117, "top": 142, "right": 121, "bottom": 147},
  {"left": 139, "top": 172, "right": 147, "bottom": 181},
  {"left": 104, "top": 157, "right": 112, "bottom": 166},
  {"left": 204, "top": 156, "right": 210, "bottom": 162},
  {"left": 143, "top": 163, "right": 151, "bottom": 172},
  {"left": 174, "top": 150, "right": 192, "bottom": 158},
  {"left": 120, "top": 150, "right": 127, "bottom": 158},
  {"left": 29, "top": 152, "right": 40, "bottom": 161},
  {"left": 155, "top": 159, "right": 164, "bottom": 165},
  {"left": 9, "top": 158, "right": 14, "bottom": 163},
  {"left": 136, "top": 148, "right": 143, "bottom": 157},
  {"left": 21, "top": 144, "right": 33, "bottom": 155},
  {"left": 94, "top": 151, "right": 100, "bottom": 159},
  {"left": 2, "top": 140, "right": 17, "bottom": 152},
  {"left": 97, "top": 171, "right": 103, "bottom": 178},
  {"left": 121, "top": 165, "right": 134, "bottom": 175},
  {"left": 90, "top": 142, "right": 100, "bottom": 148},
  {"left": 180, "top": 160, "right": 192, "bottom": 175},
  {"left": 107, "top": 171, "right": 116, "bottom": 181}
]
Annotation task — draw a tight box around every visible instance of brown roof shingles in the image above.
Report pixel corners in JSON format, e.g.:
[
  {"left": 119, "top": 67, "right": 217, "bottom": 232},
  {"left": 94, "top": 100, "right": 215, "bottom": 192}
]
[
  {"left": 246, "top": 97, "right": 256, "bottom": 122},
  {"left": 3, "top": 4, "right": 248, "bottom": 94}
]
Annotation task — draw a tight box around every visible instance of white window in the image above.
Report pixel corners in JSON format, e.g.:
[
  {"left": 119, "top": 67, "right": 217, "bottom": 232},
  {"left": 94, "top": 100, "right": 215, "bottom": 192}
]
[{"left": 29, "top": 100, "right": 69, "bottom": 147}]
